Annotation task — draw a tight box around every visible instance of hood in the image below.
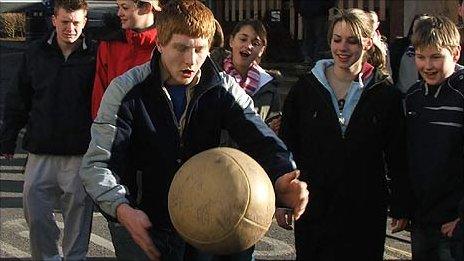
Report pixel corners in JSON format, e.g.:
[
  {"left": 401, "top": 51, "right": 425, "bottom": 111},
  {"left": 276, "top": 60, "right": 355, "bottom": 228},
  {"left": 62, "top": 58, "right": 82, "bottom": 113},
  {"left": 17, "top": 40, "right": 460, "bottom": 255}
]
[
  {"left": 256, "top": 65, "right": 274, "bottom": 88},
  {"left": 311, "top": 59, "right": 335, "bottom": 93},
  {"left": 311, "top": 59, "right": 387, "bottom": 91},
  {"left": 125, "top": 26, "right": 157, "bottom": 48}
]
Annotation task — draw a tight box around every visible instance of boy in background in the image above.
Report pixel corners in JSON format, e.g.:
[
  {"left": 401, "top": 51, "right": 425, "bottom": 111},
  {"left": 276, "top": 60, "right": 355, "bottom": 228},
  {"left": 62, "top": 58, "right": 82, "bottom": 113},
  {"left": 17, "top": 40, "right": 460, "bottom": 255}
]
[
  {"left": 405, "top": 15, "right": 463, "bottom": 261},
  {"left": 0, "top": 0, "right": 95, "bottom": 259}
]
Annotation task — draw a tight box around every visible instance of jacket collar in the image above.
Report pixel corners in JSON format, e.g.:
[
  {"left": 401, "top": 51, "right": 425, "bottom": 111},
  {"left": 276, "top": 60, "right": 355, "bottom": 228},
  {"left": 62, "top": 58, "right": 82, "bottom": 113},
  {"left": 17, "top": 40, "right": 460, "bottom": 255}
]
[
  {"left": 46, "top": 30, "right": 88, "bottom": 50},
  {"left": 311, "top": 59, "right": 390, "bottom": 93},
  {"left": 124, "top": 26, "right": 157, "bottom": 48},
  {"left": 431, "top": 65, "right": 464, "bottom": 95}
]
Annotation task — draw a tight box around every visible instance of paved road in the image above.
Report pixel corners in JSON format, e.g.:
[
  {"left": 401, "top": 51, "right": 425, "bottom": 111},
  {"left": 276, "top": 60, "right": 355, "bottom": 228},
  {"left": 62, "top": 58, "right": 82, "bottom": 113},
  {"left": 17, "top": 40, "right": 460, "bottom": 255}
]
[
  {"left": 1, "top": 151, "right": 298, "bottom": 260},
  {"left": 1, "top": 151, "right": 412, "bottom": 260}
]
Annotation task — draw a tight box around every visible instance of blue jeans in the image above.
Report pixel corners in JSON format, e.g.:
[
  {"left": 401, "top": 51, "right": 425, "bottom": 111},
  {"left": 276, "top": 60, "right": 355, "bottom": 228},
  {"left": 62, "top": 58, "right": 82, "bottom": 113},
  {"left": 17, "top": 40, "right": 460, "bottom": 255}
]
[{"left": 411, "top": 222, "right": 463, "bottom": 261}]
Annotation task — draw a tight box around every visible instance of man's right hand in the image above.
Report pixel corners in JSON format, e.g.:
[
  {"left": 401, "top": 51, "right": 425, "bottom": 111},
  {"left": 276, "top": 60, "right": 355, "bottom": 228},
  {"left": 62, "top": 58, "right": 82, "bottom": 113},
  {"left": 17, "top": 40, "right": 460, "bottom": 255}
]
[
  {"left": 0, "top": 153, "right": 14, "bottom": 159},
  {"left": 116, "top": 203, "right": 161, "bottom": 260}
]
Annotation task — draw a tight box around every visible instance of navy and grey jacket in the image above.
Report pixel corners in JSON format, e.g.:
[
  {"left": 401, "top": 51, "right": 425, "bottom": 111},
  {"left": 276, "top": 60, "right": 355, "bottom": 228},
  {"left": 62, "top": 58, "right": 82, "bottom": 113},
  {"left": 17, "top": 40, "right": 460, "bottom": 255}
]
[
  {"left": 79, "top": 50, "right": 295, "bottom": 229},
  {"left": 0, "top": 32, "right": 96, "bottom": 155},
  {"left": 405, "top": 65, "right": 464, "bottom": 227}
]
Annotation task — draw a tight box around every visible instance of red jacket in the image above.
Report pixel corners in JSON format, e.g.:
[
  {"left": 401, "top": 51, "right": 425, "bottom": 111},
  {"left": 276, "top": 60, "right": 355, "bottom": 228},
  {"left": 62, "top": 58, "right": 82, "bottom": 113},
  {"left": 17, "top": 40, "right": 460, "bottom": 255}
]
[{"left": 91, "top": 27, "right": 157, "bottom": 119}]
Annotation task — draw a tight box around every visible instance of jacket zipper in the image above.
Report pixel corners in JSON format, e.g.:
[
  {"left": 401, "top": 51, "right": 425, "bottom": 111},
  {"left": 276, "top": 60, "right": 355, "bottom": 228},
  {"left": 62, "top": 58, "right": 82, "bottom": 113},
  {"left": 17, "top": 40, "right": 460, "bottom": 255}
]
[
  {"left": 161, "top": 84, "right": 211, "bottom": 151},
  {"left": 310, "top": 74, "right": 388, "bottom": 139},
  {"left": 310, "top": 76, "right": 346, "bottom": 139},
  {"left": 343, "top": 79, "right": 387, "bottom": 139},
  {"left": 161, "top": 85, "right": 182, "bottom": 138}
]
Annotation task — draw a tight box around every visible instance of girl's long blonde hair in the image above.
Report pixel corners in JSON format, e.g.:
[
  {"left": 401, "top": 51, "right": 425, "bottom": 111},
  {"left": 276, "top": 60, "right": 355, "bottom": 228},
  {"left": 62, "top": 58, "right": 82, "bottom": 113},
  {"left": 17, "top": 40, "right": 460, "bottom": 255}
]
[{"left": 328, "top": 8, "right": 389, "bottom": 75}]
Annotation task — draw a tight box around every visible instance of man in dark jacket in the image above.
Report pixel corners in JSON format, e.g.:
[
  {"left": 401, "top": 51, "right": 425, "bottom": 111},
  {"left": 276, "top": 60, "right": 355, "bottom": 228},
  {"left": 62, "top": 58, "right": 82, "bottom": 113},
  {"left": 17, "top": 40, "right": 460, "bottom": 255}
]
[
  {"left": 405, "top": 16, "right": 463, "bottom": 261},
  {"left": 294, "top": 0, "right": 337, "bottom": 63},
  {"left": 0, "top": 0, "right": 95, "bottom": 259},
  {"left": 79, "top": 1, "right": 309, "bottom": 260}
]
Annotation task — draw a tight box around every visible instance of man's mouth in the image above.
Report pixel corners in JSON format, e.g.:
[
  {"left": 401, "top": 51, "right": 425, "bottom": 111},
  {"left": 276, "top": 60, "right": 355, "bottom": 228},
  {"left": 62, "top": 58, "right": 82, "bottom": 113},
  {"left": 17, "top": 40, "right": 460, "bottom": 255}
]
[
  {"left": 239, "top": 51, "right": 251, "bottom": 58},
  {"left": 181, "top": 69, "right": 194, "bottom": 77}
]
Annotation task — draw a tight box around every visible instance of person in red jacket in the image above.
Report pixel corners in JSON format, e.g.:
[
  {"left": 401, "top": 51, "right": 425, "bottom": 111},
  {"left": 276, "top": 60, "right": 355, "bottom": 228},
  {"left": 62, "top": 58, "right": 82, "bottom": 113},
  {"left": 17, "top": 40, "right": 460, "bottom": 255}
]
[
  {"left": 90, "top": 1, "right": 161, "bottom": 260},
  {"left": 91, "top": 0, "right": 161, "bottom": 119}
]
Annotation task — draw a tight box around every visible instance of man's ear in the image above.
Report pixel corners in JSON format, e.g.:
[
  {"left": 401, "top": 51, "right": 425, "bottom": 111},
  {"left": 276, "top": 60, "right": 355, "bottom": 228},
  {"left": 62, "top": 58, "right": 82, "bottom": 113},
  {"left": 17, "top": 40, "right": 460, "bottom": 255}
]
[
  {"left": 452, "top": 46, "right": 461, "bottom": 63},
  {"left": 52, "top": 15, "right": 57, "bottom": 28},
  {"left": 138, "top": 2, "right": 152, "bottom": 15},
  {"left": 156, "top": 42, "right": 163, "bottom": 53}
]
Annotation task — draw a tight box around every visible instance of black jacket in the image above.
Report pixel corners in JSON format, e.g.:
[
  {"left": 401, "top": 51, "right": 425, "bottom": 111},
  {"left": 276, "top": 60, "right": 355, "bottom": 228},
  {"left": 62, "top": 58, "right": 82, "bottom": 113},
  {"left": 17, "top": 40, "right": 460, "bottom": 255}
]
[
  {"left": 0, "top": 32, "right": 96, "bottom": 155},
  {"left": 405, "top": 67, "right": 464, "bottom": 226},
  {"left": 80, "top": 50, "right": 295, "bottom": 229},
  {"left": 280, "top": 68, "right": 413, "bottom": 227},
  {"left": 389, "top": 37, "right": 411, "bottom": 85}
]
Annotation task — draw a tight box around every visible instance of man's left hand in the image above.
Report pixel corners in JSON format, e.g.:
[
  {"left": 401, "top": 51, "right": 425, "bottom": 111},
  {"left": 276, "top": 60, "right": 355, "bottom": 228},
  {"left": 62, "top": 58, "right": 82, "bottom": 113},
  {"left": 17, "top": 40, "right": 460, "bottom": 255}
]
[
  {"left": 390, "top": 218, "right": 409, "bottom": 233},
  {"left": 274, "top": 170, "right": 309, "bottom": 220},
  {"left": 441, "top": 218, "right": 460, "bottom": 238}
]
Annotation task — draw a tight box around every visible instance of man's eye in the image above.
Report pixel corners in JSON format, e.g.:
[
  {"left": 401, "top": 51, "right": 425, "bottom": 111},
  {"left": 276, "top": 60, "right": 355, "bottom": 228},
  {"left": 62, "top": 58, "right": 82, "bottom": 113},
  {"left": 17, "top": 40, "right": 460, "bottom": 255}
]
[{"left": 195, "top": 47, "right": 206, "bottom": 53}]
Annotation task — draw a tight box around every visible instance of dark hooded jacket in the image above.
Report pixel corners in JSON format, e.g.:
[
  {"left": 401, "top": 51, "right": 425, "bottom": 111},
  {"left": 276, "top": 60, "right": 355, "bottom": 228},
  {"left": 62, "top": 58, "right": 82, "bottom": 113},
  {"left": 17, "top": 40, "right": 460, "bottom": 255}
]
[{"left": 0, "top": 32, "right": 96, "bottom": 155}]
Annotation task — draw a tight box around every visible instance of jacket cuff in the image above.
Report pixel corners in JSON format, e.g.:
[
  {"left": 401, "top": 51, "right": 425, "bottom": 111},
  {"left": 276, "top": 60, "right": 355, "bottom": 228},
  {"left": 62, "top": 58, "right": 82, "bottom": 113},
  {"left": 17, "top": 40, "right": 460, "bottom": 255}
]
[{"left": 100, "top": 197, "right": 130, "bottom": 219}]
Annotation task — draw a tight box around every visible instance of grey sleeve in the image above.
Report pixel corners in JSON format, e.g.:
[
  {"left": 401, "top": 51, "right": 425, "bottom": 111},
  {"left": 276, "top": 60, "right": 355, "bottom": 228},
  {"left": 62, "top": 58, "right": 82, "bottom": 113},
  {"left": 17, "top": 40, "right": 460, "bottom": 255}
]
[{"left": 80, "top": 63, "right": 151, "bottom": 217}]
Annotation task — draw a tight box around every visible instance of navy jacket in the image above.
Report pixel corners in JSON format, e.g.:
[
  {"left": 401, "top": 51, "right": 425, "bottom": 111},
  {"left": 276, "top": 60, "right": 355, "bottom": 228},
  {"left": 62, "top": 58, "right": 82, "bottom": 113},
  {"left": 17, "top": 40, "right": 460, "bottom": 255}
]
[
  {"left": 405, "top": 67, "right": 464, "bottom": 226},
  {"left": 0, "top": 32, "right": 96, "bottom": 155},
  {"left": 80, "top": 50, "right": 295, "bottom": 229}
]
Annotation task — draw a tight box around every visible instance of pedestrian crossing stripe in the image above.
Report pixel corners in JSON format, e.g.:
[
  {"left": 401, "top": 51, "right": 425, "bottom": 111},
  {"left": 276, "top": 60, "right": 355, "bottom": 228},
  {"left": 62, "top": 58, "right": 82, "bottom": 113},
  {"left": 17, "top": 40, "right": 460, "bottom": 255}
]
[
  {"left": 0, "top": 241, "right": 30, "bottom": 258},
  {"left": 0, "top": 166, "right": 24, "bottom": 171}
]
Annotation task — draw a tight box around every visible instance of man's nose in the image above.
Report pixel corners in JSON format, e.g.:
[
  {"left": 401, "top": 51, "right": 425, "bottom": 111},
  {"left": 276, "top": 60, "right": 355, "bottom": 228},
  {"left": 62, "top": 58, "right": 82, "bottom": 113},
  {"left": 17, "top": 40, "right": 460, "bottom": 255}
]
[
  {"left": 185, "top": 49, "right": 194, "bottom": 65},
  {"left": 66, "top": 23, "right": 75, "bottom": 32},
  {"left": 424, "top": 58, "right": 434, "bottom": 69}
]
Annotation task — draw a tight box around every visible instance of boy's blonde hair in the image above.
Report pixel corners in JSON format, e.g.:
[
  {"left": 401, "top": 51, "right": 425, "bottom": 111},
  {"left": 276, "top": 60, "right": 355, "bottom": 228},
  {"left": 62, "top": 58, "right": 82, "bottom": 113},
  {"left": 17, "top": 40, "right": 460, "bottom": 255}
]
[
  {"left": 411, "top": 15, "right": 461, "bottom": 53},
  {"left": 155, "top": 0, "right": 215, "bottom": 46}
]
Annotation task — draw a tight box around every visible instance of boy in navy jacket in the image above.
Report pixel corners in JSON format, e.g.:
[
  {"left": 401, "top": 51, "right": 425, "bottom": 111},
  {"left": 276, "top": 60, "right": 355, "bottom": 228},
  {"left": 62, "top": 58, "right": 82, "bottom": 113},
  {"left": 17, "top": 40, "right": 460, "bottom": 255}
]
[{"left": 405, "top": 15, "right": 464, "bottom": 261}]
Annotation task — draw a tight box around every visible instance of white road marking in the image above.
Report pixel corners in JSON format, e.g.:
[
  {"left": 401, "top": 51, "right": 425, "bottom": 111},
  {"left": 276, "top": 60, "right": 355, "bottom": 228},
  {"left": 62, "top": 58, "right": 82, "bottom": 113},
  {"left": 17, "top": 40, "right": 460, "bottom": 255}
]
[
  {"left": 254, "top": 236, "right": 295, "bottom": 256},
  {"left": 55, "top": 221, "right": 115, "bottom": 252},
  {"left": 14, "top": 154, "right": 28, "bottom": 159},
  {"left": 0, "top": 166, "right": 24, "bottom": 171},
  {"left": 3, "top": 218, "right": 115, "bottom": 256},
  {"left": 0, "top": 241, "right": 30, "bottom": 258},
  {"left": 385, "top": 245, "right": 412, "bottom": 258}
]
